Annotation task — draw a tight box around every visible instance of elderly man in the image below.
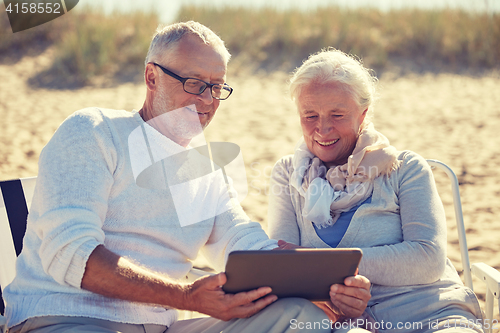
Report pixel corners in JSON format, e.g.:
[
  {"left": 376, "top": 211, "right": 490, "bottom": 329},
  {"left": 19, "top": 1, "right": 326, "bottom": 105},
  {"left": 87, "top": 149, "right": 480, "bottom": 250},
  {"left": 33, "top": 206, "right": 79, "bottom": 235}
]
[{"left": 3, "top": 21, "right": 370, "bottom": 333}]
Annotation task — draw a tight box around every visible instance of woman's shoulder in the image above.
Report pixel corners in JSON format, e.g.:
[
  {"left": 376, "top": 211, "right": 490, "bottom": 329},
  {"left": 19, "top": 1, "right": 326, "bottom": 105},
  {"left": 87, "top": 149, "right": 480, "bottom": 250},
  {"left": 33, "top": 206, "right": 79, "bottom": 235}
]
[
  {"left": 389, "top": 150, "right": 435, "bottom": 189},
  {"left": 273, "top": 154, "right": 295, "bottom": 172},
  {"left": 395, "top": 150, "right": 432, "bottom": 171},
  {"left": 270, "top": 154, "right": 295, "bottom": 182}
]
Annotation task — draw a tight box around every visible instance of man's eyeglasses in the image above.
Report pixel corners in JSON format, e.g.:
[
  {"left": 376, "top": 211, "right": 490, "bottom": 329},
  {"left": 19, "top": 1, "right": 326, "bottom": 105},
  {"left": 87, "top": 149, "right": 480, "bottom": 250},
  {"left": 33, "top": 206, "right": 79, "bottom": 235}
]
[{"left": 152, "top": 62, "right": 233, "bottom": 100}]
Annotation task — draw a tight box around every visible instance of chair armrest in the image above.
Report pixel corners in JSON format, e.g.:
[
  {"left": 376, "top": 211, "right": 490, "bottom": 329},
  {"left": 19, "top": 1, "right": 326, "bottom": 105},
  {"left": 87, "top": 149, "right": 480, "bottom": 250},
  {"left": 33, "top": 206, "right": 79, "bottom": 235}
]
[
  {"left": 471, "top": 263, "right": 500, "bottom": 298},
  {"left": 471, "top": 263, "right": 500, "bottom": 333}
]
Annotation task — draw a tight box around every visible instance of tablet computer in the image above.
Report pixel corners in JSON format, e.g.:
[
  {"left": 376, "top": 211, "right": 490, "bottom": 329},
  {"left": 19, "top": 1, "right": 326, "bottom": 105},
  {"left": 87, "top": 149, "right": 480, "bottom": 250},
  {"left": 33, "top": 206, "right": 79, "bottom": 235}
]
[{"left": 222, "top": 248, "right": 362, "bottom": 301}]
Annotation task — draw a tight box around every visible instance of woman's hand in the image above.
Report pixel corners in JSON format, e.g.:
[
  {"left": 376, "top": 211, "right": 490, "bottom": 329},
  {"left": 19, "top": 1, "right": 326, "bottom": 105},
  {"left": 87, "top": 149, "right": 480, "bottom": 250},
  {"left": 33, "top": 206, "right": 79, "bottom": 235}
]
[
  {"left": 314, "top": 274, "right": 371, "bottom": 322},
  {"left": 329, "top": 274, "right": 372, "bottom": 320},
  {"left": 274, "top": 239, "right": 305, "bottom": 250},
  {"left": 273, "top": 241, "right": 371, "bottom": 320}
]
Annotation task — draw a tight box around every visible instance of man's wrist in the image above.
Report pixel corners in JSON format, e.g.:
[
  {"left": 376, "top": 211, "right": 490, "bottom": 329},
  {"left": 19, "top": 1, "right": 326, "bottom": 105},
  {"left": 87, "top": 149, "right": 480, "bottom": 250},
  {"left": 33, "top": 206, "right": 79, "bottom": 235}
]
[{"left": 175, "top": 282, "right": 195, "bottom": 312}]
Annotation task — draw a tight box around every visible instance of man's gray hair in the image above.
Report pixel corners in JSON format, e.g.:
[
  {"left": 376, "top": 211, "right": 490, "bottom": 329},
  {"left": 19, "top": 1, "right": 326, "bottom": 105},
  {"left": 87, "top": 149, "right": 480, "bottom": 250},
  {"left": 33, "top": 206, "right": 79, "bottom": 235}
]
[
  {"left": 289, "top": 49, "right": 378, "bottom": 122},
  {"left": 145, "top": 21, "right": 231, "bottom": 67}
]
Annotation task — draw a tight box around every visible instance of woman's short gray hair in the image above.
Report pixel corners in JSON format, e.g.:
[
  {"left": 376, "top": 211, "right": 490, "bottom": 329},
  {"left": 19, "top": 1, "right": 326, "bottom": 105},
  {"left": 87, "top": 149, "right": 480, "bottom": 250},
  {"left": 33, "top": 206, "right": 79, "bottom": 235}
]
[
  {"left": 289, "top": 49, "right": 378, "bottom": 122},
  {"left": 145, "top": 21, "right": 231, "bottom": 67}
]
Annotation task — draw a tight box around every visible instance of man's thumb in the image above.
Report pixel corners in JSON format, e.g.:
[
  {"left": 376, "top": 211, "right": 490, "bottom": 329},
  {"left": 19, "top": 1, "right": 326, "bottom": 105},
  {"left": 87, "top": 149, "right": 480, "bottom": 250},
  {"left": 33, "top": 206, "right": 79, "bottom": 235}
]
[{"left": 205, "top": 272, "right": 227, "bottom": 288}]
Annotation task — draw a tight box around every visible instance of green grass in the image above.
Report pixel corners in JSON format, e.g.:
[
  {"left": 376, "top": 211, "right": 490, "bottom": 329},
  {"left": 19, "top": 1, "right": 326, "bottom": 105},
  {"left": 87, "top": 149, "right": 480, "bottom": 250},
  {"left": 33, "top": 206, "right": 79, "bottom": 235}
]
[
  {"left": 0, "top": 6, "right": 65, "bottom": 57},
  {"left": 47, "top": 10, "right": 158, "bottom": 85},
  {"left": 177, "top": 6, "right": 500, "bottom": 72},
  {"left": 0, "top": 8, "right": 159, "bottom": 87},
  {"left": 0, "top": 5, "right": 498, "bottom": 87}
]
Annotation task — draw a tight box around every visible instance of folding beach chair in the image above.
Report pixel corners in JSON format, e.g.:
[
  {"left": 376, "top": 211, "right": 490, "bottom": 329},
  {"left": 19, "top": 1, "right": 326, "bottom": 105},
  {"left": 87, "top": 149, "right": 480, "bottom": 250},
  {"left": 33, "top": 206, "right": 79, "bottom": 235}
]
[{"left": 428, "top": 160, "right": 500, "bottom": 333}]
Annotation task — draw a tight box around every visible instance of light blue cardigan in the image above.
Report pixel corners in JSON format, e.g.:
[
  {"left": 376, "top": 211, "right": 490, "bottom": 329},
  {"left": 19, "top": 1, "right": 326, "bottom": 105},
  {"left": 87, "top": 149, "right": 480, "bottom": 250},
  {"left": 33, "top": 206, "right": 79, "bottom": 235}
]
[{"left": 268, "top": 151, "right": 483, "bottom": 332}]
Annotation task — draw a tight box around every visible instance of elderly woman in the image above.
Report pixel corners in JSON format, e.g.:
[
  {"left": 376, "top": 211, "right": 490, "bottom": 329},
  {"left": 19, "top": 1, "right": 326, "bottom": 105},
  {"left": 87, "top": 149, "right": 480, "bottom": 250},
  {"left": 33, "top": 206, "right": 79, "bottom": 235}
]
[{"left": 268, "top": 49, "right": 483, "bottom": 333}]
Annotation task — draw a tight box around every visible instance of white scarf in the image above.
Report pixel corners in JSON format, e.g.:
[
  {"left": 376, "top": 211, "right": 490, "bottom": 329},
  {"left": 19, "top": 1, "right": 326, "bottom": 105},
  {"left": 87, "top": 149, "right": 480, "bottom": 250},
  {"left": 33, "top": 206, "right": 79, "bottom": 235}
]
[{"left": 290, "top": 123, "right": 400, "bottom": 228}]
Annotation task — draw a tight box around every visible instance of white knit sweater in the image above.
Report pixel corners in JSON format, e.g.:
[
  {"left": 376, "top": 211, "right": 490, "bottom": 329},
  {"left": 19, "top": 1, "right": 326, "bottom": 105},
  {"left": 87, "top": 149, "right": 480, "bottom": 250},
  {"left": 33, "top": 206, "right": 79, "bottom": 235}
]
[{"left": 4, "top": 108, "right": 277, "bottom": 328}]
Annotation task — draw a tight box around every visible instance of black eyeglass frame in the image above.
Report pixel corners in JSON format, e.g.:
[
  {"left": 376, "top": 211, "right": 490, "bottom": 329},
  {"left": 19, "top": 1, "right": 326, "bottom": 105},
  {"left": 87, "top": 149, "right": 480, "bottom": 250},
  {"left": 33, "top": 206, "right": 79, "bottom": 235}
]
[{"left": 151, "top": 62, "right": 233, "bottom": 100}]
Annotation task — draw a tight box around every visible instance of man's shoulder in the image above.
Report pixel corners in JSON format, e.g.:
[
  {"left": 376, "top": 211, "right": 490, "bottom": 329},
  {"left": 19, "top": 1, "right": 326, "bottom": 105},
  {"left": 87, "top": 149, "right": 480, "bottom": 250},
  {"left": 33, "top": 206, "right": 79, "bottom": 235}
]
[
  {"left": 61, "top": 107, "right": 139, "bottom": 130},
  {"left": 70, "top": 107, "right": 136, "bottom": 122},
  {"left": 50, "top": 108, "right": 140, "bottom": 143}
]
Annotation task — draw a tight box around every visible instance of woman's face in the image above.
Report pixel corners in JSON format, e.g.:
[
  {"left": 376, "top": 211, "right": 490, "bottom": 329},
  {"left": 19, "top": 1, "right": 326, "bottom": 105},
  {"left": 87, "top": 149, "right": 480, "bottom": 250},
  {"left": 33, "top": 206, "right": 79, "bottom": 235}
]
[{"left": 298, "top": 81, "right": 367, "bottom": 167}]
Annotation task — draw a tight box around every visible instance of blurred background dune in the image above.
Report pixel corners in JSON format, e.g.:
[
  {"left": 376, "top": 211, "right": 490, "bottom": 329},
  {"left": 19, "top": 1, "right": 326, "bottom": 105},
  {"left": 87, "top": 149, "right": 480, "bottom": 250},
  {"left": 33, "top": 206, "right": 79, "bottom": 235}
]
[{"left": 1, "top": 1, "right": 499, "bottom": 327}]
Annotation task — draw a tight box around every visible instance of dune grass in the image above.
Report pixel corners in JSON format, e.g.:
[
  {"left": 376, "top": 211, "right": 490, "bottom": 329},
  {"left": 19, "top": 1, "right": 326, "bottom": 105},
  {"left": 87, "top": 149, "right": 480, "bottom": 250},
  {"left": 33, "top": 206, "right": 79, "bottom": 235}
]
[
  {"left": 177, "top": 6, "right": 500, "bottom": 73},
  {"left": 0, "top": 5, "right": 498, "bottom": 87},
  {"left": 47, "top": 10, "right": 158, "bottom": 85},
  {"left": 0, "top": 9, "right": 159, "bottom": 87}
]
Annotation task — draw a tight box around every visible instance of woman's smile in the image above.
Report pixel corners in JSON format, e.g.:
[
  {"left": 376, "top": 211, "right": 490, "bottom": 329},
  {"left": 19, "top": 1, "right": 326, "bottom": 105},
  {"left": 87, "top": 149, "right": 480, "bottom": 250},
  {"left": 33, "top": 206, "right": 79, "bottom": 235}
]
[
  {"left": 316, "top": 139, "right": 339, "bottom": 147},
  {"left": 298, "top": 81, "right": 367, "bottom": 167}
]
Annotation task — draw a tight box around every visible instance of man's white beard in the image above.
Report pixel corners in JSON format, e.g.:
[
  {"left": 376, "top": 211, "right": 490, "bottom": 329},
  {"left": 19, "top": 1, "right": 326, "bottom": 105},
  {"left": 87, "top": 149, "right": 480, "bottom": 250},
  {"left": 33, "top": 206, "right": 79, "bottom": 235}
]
[{"left": 151, "top": 90, "right": 204, "bottom": 141}]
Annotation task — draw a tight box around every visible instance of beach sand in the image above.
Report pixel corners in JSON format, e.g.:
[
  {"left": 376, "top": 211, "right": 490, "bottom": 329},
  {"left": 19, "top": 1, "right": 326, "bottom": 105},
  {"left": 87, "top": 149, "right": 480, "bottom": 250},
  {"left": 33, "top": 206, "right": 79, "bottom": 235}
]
[{"left": 1, "top": 49, "right": 499, "bottom": 326}]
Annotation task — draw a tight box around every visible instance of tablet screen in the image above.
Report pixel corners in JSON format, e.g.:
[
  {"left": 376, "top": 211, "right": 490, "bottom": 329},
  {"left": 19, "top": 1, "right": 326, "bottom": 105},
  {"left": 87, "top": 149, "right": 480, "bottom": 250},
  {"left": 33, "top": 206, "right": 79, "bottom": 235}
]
[{"left": 222, "top": 248, "right": 362, "bottom": 301}]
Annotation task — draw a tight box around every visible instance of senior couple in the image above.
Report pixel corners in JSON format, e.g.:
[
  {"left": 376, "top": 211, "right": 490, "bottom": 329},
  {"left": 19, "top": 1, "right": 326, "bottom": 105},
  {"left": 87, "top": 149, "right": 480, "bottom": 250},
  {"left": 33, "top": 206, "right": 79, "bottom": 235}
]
[{"left": 3, "top": 21, "right": 483, "bottom": 333}]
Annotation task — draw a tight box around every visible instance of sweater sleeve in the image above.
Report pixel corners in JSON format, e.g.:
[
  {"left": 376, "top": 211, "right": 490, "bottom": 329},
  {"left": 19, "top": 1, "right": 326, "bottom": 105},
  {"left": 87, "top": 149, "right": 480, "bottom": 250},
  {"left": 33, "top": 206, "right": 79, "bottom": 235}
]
[
  {"left": 32, "top": 108, "right": 116, "bottom": 288},
  {"left": 357, "top": 152, "right": 447, "bottom": 286},
  {"left": 200, "top": 176, "right": 278, "bottom": 272},
  {"left": 267, "top": 157, "right": 301, "bottom": 244}
]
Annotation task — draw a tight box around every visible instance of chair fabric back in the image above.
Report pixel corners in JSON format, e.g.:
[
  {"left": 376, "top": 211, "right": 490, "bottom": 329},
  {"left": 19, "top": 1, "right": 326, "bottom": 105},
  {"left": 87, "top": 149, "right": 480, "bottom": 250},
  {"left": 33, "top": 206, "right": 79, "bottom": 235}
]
[{"left": 0, "top": 177, "right": 36, "bottom": 315}]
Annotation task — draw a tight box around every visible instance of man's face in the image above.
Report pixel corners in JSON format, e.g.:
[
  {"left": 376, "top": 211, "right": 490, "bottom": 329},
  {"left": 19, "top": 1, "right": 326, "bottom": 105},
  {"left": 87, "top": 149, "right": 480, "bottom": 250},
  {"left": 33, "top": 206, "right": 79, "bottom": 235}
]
[{"left": 150, "top": 35, "right": 227, "bottom": 145}]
